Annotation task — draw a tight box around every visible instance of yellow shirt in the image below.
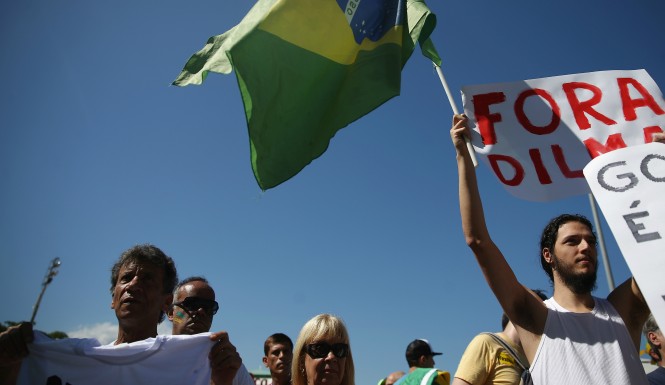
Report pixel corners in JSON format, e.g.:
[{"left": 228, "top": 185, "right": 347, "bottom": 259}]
[{"left": 453, "top": 332, "right": 524, "bottom": 385}]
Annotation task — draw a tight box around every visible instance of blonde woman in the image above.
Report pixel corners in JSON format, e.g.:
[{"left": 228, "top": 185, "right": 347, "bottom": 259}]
[{"left": 292, "top": 314, "right": 355, "bottom": 385}]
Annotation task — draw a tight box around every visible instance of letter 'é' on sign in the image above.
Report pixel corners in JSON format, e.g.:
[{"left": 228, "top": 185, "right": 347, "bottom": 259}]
[{"left": 583, "top": 142, "right": 665, "bottom": 332}]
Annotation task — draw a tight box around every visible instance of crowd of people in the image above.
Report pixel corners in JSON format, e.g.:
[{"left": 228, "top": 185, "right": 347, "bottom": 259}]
[{"left": 1, "top": 118, "right": 664, "bottom": 385}]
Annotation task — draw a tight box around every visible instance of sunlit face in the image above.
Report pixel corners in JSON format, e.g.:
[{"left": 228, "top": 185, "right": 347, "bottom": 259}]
[
  {"left": 168, "top": 280, "right": 216, "bottom": 335},
  {"left": 263, "top": 342, "right": 293, "bottom": 378},
  {"left": 304, "top": 339, "right": 346, "bottom": 385},
  {"left": 110, "top": 261, "right": 170, "bottom": 327},
  {"left": 548, "top": 221, "right": 598, "bottom": 293}
]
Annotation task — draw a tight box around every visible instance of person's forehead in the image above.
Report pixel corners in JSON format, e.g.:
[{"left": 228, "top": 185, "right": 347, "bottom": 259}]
[
  {"left": 269, "top": 342, "right": 290, "bottom": 352},
  {"left": 557, "top": 221, "right": 592, "bottom": 237},
  {"left": 119, "top": 260, "right": 164, "bottom": 275},
  {"left": 177, "top": 281, "right": 215, "bottom": 300},
  {"left": 310, "top": 334, "right": 345, "bottom": 344}
]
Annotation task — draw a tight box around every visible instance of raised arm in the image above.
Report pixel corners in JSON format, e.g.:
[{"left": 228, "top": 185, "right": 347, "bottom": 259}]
[
  {"left": 607, "top": 277, "right": 650, "bottom": 350},
  {"left": 451, "top": 114, "right": 547, "bottom": 358}
]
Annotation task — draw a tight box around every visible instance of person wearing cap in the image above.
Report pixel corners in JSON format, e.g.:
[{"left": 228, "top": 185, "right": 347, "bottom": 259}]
[{"left": 393, "top": 339, "right": 450, "bottom": 385}]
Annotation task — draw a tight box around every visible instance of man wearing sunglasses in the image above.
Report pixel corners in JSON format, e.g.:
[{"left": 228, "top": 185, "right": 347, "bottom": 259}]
[
  {"left": 169, "top": 276, "right": 255, "bottom": 385},
  {"left": 169, "top": 276, "right": 219, "bottom": 335},
  {"left": 0, "top": 245, "right": 243, "bottom": 385}
]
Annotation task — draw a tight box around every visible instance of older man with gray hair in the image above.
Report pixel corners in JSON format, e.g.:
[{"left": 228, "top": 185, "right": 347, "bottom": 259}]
[{"left": 644, "top": 314, "right": 665, "bottom": 385}]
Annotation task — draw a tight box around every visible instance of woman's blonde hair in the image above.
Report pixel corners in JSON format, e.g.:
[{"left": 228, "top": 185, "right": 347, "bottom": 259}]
[{"left": 292, "top": 314, "right": 355, "bottom": 385}]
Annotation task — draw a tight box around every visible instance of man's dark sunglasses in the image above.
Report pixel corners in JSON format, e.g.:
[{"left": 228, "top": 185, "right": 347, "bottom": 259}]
[
  {"left": 305, "top": 342, "right": 349, "bottom": 359},
  {"left": 173, "top": 297, "right": 219, "bottom": 315}
]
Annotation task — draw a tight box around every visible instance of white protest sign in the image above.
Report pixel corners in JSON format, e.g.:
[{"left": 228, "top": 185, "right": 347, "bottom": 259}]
[
  {"left": 583, "top": 142, "right": 665, "bottom": 330},
  {"left": 462, "top": 69, "right": 665, "bottom": 201}
]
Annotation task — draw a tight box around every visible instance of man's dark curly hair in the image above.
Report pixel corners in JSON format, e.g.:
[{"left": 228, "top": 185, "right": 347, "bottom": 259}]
[
  {"left": 110, "top": 244, "right": 178, "bottom": 323},
  {"left": 539, "top": 214, "right": 596, "bottom": 282}
]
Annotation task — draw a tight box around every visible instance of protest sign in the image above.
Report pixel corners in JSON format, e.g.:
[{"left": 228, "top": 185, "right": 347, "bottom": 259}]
[
  {"left": 583, "top": 142, "right": 665, "bottom": 330},
  {"left": 462, "top": 69, "right": 665, "bottom": 201}
]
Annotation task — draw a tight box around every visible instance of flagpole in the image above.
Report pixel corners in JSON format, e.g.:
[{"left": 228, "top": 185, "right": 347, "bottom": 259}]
[
  {"left": 433, "top": 64, "right": 478, "bottom": 167},
  {"left": 588, "top": 193, "right": 615, "bottom": 291},
  {"left": 31, "top": 257, "right": 61, "bottom": 325}
]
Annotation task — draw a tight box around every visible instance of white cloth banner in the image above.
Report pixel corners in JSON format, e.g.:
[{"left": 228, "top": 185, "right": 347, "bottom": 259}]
[
  {"left": 583, "top": 142, "right": 665, "bottom": 330},
  {"left": 18, "top": 333, "right": 214, "bottom": 385},
  {"left": 462, "top": 69, "right": 665, "bottom": 201}
]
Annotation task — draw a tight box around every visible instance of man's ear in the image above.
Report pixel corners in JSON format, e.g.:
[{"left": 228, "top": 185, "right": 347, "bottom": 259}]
[
  {"left": 262, "top": 356, "right": 268, "bottom": 367},
  {"left": 417, "top": 355, "right": 427, "bottom": 366},
  {"left": 648, "top": 331, "right": 662, "bottom": 348},
  {"left": 542, "top": 248, "right": 553, "bottom": 264},
  {"left": 162, "top": 294, "right": 173, "bottom": 315},
  {"left": 166, "top": 303, "right": 174, "bottom": 321},
  {"left": 646, "top": 332, "right": 664, "bottom": 362}
]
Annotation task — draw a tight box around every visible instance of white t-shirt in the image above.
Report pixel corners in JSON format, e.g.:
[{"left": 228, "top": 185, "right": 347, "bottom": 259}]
[{"left": 19, "top": 332, "right": 214, "bottom": 384}]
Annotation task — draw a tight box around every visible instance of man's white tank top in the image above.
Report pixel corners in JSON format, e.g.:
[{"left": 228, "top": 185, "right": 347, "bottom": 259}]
[{"left": 530, "top": 297, "right": 648, "bottom": 385}]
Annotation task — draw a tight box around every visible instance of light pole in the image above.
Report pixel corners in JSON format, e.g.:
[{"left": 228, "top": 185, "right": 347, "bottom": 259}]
[{"left": 30, "top": 257, "right": 61, "bottom": 325}]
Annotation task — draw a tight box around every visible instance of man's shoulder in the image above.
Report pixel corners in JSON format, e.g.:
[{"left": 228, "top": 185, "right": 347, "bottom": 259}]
[
  {"left": 474, "top": 332, "right": 499, "bottom": 342},
  {"left": 432, "top": 369, "right": 450, "bottom": 385},
  {"left": 647, "top": 366, "right": 665, "bottom": 383},
  {"left": 470, "top": 332, "right": 515, "bottom": 347},
  {"left": 400, "top": 368, "right": 450, "bottom": 385}
]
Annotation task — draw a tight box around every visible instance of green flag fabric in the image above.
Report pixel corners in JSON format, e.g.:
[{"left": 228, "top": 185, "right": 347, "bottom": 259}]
[
  {"left": 405, "top": 0, "right": 441, "bottom": 66},
  {"left": 174, "top": 0, "right": 439, "bottom": 190}
]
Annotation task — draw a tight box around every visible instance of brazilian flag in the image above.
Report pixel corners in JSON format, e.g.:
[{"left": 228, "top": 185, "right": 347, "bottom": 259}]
[{"left": 174, "top": 0, "right": 440, "bottom": 190}]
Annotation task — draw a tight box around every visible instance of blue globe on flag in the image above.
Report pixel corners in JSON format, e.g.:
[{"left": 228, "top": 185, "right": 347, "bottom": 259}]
[{"left": 336, "top": 0, "right": 403, "bottom": 44}]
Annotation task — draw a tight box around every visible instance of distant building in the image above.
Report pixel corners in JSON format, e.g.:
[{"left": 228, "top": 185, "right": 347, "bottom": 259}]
[{"left": 250, "top": 369, "right": 272, "bottom": 385}]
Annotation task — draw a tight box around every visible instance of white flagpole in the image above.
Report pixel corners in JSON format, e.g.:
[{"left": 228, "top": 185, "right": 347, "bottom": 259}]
[
  {"left": 588, "top": 193, "right": 616, "bottom": 291},
  {"left": 433, "top": 64, "right": 478, "bottom": 167}
]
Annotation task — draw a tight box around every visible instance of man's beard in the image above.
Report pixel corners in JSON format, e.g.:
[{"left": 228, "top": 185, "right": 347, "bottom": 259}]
[{"left": 552, "top": 253, "right": 597, "bottom": 294}]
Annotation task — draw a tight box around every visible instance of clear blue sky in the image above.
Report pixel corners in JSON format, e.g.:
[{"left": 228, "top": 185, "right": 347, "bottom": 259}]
[{"left": 1, "top": 1, "right": 663, "bottom": 384}]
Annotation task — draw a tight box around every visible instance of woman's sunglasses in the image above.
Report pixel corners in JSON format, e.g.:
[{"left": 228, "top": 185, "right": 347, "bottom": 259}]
[{"left": 305, "top": 342, "right": 349, "bottom": 359}]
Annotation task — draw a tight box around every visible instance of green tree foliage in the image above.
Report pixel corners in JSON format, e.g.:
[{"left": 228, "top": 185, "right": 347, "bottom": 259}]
[
  {"left": 46, "top": 331, "right": 68, "bottom": 339},
  {"left": 0, "top": 320, "right": 20, "bottom": 332}
]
